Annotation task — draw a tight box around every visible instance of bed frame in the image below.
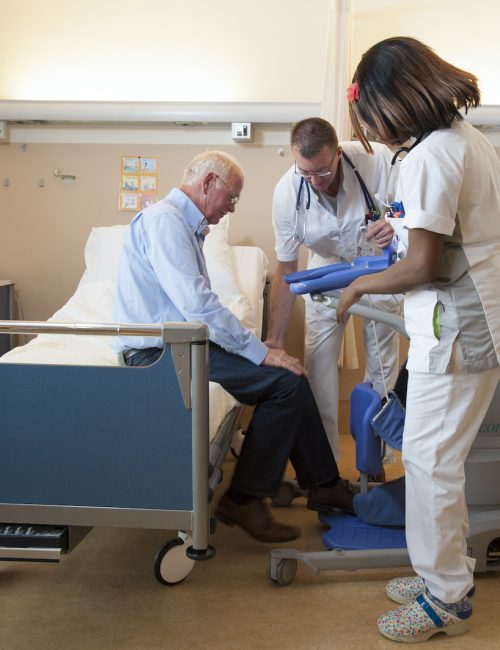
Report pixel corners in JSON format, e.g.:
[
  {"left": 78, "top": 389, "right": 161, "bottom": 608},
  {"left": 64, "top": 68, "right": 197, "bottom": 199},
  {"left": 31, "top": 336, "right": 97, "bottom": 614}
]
[{"left": 0, "top": 319, "right": 234, "bottom": 584}]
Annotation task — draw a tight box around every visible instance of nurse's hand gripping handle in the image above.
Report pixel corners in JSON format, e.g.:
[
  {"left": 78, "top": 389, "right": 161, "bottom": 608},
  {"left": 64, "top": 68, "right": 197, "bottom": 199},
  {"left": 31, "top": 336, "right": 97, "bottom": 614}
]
[{"left": 285, "top": 245, "right": 397, "bottom": 296}]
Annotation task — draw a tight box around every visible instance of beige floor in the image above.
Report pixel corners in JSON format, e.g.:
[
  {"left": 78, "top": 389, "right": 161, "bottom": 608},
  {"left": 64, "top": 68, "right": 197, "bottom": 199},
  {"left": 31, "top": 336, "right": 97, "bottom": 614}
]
[{"left": 1, "top": 430, "right": 500, "bottom": 650}]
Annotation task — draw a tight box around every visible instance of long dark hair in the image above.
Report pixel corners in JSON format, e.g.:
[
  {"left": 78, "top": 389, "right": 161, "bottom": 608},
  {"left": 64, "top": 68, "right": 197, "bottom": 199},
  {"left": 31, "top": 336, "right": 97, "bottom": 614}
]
[{"left": 349, "top": 37, "right": 480, "bottom": 152}]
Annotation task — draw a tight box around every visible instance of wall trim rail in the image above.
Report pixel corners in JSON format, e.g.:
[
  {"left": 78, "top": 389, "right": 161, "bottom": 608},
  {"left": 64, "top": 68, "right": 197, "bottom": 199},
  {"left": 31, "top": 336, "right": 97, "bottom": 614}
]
[{"left": 0, "top": 100, "right": 322, "bottom": 125}]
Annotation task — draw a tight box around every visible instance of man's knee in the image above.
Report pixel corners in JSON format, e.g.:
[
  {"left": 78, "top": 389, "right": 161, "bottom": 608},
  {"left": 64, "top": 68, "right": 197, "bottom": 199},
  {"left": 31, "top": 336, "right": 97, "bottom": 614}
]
[{"left": 270, "top": 367, "right": 308, "bottom": 399}]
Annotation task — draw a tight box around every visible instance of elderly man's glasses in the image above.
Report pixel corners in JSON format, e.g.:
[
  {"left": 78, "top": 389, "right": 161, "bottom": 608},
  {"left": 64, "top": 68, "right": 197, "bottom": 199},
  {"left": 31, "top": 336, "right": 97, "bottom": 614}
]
[
  {"left": 294, "top": 154, "right": 337, "bottom": 181},
  {"left": 215, "top": 174, "right": 239, "bottom": 205}
]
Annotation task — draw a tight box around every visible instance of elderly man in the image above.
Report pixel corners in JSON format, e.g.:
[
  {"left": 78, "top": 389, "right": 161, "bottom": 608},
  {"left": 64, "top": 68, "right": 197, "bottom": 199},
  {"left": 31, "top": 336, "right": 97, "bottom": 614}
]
[{"left": 112, "top": 150, "right": 355, "bottom": 544}]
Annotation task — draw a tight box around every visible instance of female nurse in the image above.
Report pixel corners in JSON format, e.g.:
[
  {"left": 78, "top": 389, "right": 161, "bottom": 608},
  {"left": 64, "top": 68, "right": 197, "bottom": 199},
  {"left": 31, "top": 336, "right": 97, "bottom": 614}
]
[{"left": 337, "top": 36, "right": 500, "bottom": 643}]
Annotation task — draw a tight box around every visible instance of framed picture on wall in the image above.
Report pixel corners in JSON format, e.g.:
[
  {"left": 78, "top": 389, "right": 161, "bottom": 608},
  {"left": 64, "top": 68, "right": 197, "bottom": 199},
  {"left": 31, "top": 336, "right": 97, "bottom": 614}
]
[
  {"left": 120, "top": 193, "right": 138, "bottom": 211},
  {"left": 140, "top": 175, "right": 157, "bottom": 192},
  {"left": 140, "top": 157, "right": 157, "bottom": 174},
  {"left": 119, "top": 155, "right": 158, "bottom": 211},
  {"left": 122, "top": 157, "right": 139, "bottom": 174}
]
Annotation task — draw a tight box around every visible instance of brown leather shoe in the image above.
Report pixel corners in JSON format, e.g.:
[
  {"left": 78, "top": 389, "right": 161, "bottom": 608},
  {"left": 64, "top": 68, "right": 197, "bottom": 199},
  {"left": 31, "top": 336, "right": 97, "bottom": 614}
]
[
  {"left": 215, "top": 494, "right": 301, "bottom": 543},
  {"left": 307, "top": 478, "right": 357, "bottom": 514}
]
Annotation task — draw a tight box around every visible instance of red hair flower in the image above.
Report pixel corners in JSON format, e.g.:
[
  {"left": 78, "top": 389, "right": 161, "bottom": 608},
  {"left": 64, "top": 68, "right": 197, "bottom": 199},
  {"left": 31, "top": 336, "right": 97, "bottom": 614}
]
[{"left": 347, "top": 82, "right": 360, "bottom": 103}]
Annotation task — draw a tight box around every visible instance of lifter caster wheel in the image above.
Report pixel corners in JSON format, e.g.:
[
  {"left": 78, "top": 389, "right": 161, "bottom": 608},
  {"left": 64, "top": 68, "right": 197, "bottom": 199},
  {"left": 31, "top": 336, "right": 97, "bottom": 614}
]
[
  {"left": 267, "top": 558, "right": 298, "bottom": 586},
  {"left": 271, "top": 480, "right": 304, "bottom": 507},
  {"left": 153, "top": 534, "right": 195, "bottom": 586}
]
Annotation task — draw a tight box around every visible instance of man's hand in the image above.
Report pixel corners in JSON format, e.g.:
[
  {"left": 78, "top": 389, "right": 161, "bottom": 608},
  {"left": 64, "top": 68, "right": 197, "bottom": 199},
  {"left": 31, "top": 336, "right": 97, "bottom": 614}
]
[
  {"left": 262, "top": 348, "right": 306, "bottom": 376},
  {"left": 365, "top": 220, "right": 394, "bottom": 249}
]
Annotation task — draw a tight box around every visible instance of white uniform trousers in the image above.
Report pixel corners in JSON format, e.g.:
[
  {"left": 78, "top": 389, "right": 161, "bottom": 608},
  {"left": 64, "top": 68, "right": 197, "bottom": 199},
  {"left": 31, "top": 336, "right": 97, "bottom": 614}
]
[
  {"left": 404, "top": 349, "right": 500, "bottom": 604},
  {"left": 304, "top": 293, "right": 402, "bottom": 458}
]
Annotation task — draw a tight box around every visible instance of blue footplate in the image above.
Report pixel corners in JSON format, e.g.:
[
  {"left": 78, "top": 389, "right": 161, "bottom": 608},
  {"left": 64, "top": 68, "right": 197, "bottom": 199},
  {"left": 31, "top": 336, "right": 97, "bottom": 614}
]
[{"left": 319, "top": 512, "right": 407, "bottom": 550}]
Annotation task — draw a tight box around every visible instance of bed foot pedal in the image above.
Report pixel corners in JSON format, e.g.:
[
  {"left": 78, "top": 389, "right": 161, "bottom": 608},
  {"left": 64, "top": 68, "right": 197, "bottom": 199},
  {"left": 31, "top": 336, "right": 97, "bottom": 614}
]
[{"left": 0, "top": 523, "right": 68, "bottom": 562}]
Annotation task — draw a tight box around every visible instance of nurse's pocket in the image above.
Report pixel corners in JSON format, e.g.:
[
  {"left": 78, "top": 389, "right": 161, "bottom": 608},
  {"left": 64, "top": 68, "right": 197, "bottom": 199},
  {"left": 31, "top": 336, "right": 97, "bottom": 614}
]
[{"left": 404, "top": 290, "right": 440, "bottom": 372}]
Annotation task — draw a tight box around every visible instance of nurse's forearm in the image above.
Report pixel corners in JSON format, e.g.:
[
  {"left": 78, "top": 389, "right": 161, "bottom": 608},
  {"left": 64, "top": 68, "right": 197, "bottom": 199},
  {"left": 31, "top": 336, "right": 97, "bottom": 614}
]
[{"left": 350, "top": 228, "right": 443, "bottom": 296}]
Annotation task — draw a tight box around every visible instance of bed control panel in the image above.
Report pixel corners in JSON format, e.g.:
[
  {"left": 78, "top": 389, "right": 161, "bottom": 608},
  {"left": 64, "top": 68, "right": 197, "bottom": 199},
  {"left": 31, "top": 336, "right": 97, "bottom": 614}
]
[{"left": 0, "top": 523, "right": 68, "bottom": 562}]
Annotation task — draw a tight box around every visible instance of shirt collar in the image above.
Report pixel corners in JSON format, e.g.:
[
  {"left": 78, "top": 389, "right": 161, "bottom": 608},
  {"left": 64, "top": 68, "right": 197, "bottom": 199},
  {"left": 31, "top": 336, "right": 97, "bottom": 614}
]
[{"left": 166, "top": 187, "right": 208, "bottom": 237}]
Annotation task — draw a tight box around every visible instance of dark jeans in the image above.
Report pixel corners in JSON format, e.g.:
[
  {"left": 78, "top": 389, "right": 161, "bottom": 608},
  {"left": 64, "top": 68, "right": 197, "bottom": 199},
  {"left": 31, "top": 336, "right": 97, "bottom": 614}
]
[{"left": 125, "top": 343, "right": 339, "bottom": 497}]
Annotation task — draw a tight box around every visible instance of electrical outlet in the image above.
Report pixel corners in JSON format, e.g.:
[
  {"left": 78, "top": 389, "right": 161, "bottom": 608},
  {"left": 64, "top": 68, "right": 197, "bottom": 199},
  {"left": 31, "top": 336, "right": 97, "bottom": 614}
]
[{"left": 231, "top": 122, "right": 253, "bottom": 142}]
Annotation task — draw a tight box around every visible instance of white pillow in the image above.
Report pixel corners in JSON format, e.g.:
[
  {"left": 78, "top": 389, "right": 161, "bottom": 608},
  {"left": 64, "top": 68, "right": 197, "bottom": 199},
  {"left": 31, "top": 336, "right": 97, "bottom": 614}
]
[
  {"left": 82, "top": 225, "right": 128, "bottom": 284},
  {"left": 49, "top": 280, "right": 115, "bottom": 323},
  {"left": 79, "top": 219, "right": 256, "bottom": 333},
  {"left": 203, "top": 217, "right": 256, "bottom": 334}
]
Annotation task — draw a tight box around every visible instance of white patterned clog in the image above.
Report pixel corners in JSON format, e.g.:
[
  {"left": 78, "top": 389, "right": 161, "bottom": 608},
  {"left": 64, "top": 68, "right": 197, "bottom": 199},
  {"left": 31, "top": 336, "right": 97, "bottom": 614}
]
[
  {"left": 377, "top": 593, "right": 472, "bottom": 643},
  {"left": 386, "top": 576, "right": 426, "bottom": 604}
]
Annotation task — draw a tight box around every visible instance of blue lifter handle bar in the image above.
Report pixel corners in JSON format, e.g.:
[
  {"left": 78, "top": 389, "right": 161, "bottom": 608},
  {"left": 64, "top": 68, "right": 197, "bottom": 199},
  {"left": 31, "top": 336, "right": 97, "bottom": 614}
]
[{"left": 285, "top": 245, "right": 397, "bottom": 295}]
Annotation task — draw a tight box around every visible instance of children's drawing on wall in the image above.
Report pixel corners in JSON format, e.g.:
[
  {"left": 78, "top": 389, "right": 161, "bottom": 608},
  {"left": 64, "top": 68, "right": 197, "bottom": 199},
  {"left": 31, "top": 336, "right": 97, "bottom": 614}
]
[
  {"left": 119, "top": 156, "right": 158, "bottom": 211},
  {"left": 122, "top": 175, "right": 139, "bottom": 191},
  {"left": 120, "top": 194, "right": 139, "bottom": 211}
]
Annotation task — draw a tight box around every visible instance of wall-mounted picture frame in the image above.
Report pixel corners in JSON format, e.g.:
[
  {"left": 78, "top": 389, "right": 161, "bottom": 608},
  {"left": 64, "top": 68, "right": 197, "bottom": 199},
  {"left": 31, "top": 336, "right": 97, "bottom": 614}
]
[{"left": 119, "top": 155, "right": 159, "bottom": 211}]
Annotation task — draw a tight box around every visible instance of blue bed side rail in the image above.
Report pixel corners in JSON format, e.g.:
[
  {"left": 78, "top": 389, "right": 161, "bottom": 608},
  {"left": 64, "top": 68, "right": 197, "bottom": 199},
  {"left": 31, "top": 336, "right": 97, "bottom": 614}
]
[
  {"left": 285, "top": 245, "right": 397, "bottom": 295},
  {"left": 0, "top": 321, "right": 210, "bottom": 516}
]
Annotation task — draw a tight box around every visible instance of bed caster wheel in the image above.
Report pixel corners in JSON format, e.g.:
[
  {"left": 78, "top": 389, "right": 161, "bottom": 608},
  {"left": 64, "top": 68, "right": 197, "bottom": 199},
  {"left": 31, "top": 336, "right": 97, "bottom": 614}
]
[
  {"left": 268, "top": 558, "right": 297, "bottom": 586},
  {"left": 272, "top": 480, "right": 302, "bottom": 507},
  {"left": 153, "top": 535, "right": 195, "bottom": 586}
]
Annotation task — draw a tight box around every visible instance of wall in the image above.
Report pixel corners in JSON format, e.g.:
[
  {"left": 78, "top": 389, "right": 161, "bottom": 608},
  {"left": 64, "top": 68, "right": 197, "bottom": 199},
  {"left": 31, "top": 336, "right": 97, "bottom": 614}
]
[
  {"left": 0, "top": 0, "right": 329, "bottom": 103},
  {"left": 0, "top": 128, "right": 311, "bottom": 356},
  {"left": 351, "top": 0, "right": 500, "bottom": 104}
]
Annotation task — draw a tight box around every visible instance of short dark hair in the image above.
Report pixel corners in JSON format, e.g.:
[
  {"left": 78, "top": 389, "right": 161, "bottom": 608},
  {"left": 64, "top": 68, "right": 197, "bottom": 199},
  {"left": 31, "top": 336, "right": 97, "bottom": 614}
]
[
  {"left": 350, "top": 36, "right": 480, "bottom": 151},
  {"left": 290, "top": 117, "right": 338, "bottom": 159}
]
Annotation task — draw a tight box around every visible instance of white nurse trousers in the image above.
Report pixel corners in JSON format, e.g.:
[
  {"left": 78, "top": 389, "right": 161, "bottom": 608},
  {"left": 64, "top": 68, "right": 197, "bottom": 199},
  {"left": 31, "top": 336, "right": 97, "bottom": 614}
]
[{"left": 404, "top": 354, "right": 500, "bottom": 604}]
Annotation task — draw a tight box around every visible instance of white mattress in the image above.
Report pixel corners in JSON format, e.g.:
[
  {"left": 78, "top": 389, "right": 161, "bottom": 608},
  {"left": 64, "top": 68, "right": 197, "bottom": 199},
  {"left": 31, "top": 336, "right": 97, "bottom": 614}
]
[{"left": 1, "top": 228, "right": 268, "bottom": 441}]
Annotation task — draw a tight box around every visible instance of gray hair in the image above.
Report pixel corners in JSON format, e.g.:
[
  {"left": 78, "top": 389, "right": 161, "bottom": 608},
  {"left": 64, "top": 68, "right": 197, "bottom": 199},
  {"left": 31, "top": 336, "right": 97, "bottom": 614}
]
[{"left": 182, "top": 150, "right": 244, "bottom": 185}]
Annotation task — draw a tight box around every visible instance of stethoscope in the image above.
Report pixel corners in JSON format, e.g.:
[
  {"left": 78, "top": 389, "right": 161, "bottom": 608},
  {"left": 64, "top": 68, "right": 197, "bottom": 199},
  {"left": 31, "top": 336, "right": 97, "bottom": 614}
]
[
  {"left": 294, "top": 150, "right": 379, "bottom": 245},
  {"left": 294, "top": 136, "right": 426, "bottom": 244},
  {"left": 376, "top": 133, "right": 426, "bottom": 217}
]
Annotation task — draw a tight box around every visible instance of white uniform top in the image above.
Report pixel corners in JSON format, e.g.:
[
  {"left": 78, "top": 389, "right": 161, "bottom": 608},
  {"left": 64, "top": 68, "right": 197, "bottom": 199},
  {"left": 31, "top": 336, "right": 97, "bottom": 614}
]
[
  {"left": 389, "top": 119, "right": 500, "bottom": 374},
  {"left": 272, "top": 141, "right": 394, "bottom": 271}
]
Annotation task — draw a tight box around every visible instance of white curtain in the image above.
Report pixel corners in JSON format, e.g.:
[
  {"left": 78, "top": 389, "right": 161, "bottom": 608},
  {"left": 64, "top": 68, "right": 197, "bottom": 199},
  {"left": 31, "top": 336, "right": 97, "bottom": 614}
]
[
  {"left": 321, "top": 0, "right": 353, "bottom": 141},
  {"left": 321, "top": 0, "right": 359, "bottom": 369}
]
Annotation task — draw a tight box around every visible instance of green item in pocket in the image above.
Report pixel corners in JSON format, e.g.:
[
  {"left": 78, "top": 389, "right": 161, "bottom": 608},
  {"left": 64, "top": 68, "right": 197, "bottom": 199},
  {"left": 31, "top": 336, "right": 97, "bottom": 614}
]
[{"left": 433, "top": 302, "right": 441, "bottom": 340}]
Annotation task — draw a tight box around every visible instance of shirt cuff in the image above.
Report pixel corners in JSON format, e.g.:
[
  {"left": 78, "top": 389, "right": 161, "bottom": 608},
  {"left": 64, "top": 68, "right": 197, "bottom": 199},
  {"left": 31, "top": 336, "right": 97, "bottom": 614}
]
[
  {"left": 238, "top": 336, "right": 268, "bottom": 365},
  {"left": 277, "top": 252, "right": 300, "bottom": 263}
]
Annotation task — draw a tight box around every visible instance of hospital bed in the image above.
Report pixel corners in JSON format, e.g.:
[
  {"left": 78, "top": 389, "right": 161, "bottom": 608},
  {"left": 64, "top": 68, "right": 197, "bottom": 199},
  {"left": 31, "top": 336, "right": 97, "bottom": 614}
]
[
  {"left": 267, "top": 256, "right": 500, "bottom": 586},
  {"left": 0, "top": 219, "right": 268, "bottom": 586}
]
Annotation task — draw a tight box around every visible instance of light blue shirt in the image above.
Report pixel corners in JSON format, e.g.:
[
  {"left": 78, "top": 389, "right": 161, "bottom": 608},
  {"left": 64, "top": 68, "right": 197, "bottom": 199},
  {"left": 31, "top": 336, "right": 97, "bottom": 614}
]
[{"left": 112, "top": 188, "right": 268, "bottom": 365}]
